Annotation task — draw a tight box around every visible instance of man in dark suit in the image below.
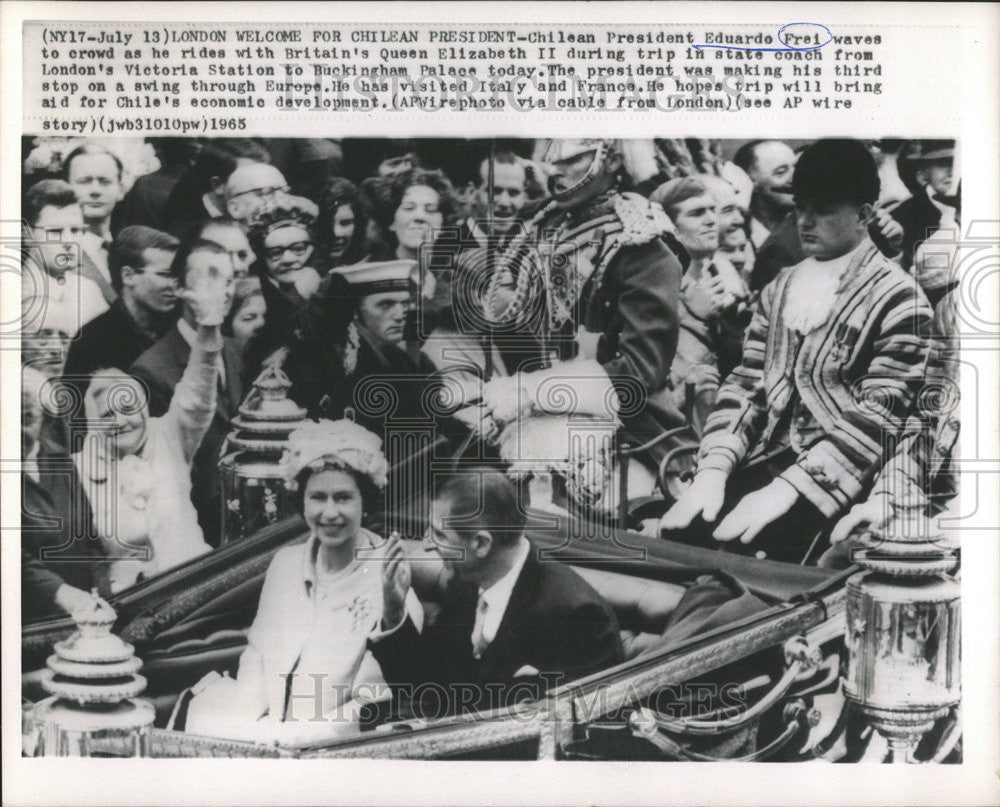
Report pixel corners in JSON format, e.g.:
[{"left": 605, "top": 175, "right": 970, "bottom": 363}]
[
  {"left": 63, "top": 226, "right": 180, "bottom": 400},
  {"left": 371, "top": 471, "right": 623, "bottom": 719},
  {"left": 161, "top": 139, "right": 272, "bottom": 237},
  {"left": 130, "top": 239, "right": 243, "bottom": 547},
  {"left": 21, "top": 365, "right": 109, "bottom": 622}
]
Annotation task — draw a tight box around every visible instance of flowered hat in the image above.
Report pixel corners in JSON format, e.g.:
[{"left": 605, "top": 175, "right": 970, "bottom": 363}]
[
  {"left": 247, "top": 195, "right": 318, "bottom": 242},
  {"left": 281, "top": 419, "right": 388, "bottom": 490}
]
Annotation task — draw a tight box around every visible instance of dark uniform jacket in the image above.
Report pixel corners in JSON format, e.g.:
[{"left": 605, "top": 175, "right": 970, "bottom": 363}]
[
  {"left": 368, "top": 543, "right": 623, "bottom": 718},
  {"left": 518, "top": 192, "right": 687, "bottom": 465}
]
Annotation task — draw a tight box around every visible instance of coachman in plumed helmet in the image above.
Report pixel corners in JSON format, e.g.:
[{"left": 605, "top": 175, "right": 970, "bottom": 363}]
[{"left": 477, "top": 138, "right": 687, "bottom": 512}]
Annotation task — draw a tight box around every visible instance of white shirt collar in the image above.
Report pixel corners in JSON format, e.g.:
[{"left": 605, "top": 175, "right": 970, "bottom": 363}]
[
  {"left": 749, "top": 216, "right": 771, "bottom": 249},
  {"left": 926, "top": 184, "right": 951, "bottom": 216},
  {"left": 477, "top": 536, "right": 531, "bottom": 647},
  {"left": 786, "top": 239, "right": 868, "bottom": 334},
  {"left": 80, "top": 231, "right": 111, "bottom": 283},
  {"left": 812, "top": 237, "right": 867, "bottom": 275},
  {"left": 24, "top": 442, "right": 40, "bottom": 483},
  {"left": 203, "top": 193, "right": 224, "bottom": 218}
]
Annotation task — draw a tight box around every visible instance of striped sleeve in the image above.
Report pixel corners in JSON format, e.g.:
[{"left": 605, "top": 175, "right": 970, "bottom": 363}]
[
  {"left": 780, "top": 280, "right": 934, "bottom": 517},
  {"left": 696, "top": 281, "right": 774, "bottom": 476}
]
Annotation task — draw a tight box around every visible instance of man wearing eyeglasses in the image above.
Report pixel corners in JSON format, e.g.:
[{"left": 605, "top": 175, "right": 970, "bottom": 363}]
[
  {"left": 164, "top": 139, "right": 273, "bottom": 238},
  {"left": 21, "top": 179, "right": 109, "bottom": 338},
  {"left": 224, "top": 161, "right": 292, "bottom": 223}
]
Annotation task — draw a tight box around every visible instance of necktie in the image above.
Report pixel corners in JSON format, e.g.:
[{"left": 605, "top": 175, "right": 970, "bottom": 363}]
[{"left": 471, "top": 596, "right": 489, "bottom": 659}]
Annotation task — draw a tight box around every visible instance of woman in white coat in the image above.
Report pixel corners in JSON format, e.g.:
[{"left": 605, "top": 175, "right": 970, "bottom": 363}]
[
  {"left": 183, "top": 419, "right": 421, "bottom": 746},
  {"left": 74, "top": 244, "right": 230, "bottom": 591}
]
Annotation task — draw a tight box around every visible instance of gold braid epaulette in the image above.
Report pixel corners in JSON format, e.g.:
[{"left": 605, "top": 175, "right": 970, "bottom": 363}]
[
  {"left": 612, "top": 192, "right": 677, "bottom": 246},
  {"left": 485, "top": 193, "right": 675, "bottom": 329}
]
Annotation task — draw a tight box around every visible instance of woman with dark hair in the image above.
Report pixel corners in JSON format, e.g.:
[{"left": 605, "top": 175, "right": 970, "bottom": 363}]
[
  {"left": 378, "top": 168, "right": 461, "bottom": 348},
  {"left": 222, "top": 276, "right": 266, "bottom": 350},
  {"left": 384, "top": 167, "right": 458, "bottom": 263},
  {"left": 182, "top": 419, "right": 421, "bottom": 745},
  {"left": 317, "top": 177, "right": 368, "bottom": 270}
]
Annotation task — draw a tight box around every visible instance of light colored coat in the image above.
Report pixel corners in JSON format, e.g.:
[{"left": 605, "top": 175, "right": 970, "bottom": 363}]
[
  {"left": 75, "top": 336, "right": 215, "bottom": 590},
  {"left": 236, "top": 530, "right": 392, "bottom": 722}
]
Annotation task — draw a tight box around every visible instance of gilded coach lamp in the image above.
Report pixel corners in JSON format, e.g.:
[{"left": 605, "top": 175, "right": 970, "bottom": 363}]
[
  {"left": 843, "top": 495, "right": 961, "bottom": 763},
  {"left": 27, "top": 596, "right": 155, "bottom": 757},
  {"left": 218, "top": 364, "right": 308, "bottom": 545}
]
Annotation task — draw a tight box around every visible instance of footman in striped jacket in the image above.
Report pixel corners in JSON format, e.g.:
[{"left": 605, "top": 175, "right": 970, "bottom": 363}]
[{"left": 661, "top": 139, "right": 934, "bottom": 563}]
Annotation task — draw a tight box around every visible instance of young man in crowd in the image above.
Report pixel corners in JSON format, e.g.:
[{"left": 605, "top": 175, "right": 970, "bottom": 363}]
[
  {"left": 130, "top": 239, "right": 241, "bottom": 547},
  {"left": 653, "top": 176, "right": 750, "bottom": 436},
  {"left": 467, "top": 151, "right": 530, "bottom": 245},
  {"left": 63, "top": 226, "right": 180, "bottom": 396},
  {"left": 285, "top": 259, "right": 436, "bottom": 434},
  {"left": 661, "top": 139, "right": 934, "bottom": 564},
  {"left": 63, "top": 143, "right": 125, "bottom": 305},
  {"left": 698, "top": 173, "right": 747, "bottom": 260},
  {"left": 372, "top": 470, "right": 622, "bottom": 718}
]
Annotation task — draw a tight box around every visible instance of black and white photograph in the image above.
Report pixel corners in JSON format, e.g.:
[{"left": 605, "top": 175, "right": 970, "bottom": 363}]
[
  {"left": 14, "top": 130, "right": 966, "bottom": 757},
  {"left": 3, "top": 3, "right": 998, "bottom": 806}
]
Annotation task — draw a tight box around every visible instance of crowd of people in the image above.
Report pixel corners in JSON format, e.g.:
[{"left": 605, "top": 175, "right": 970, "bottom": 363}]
[{"left": 20, "top": 134, "right": 960, "bottom": 739}]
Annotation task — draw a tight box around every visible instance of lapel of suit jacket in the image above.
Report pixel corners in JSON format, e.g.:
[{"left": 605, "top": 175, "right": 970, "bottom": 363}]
[
  {"left": 221, "top": 338, "right": 243, "bottom": 418},
  {"left": 476, "top": 545, "right": 541, "bottom": 682},
  {"left": 78, "top": 250, "right": 118, "bottom": 306},
  {"left": 169, "top": 326, "right": 241, "bottom": 422},
  {"left": 164, "top": 326, "right": 190, "bottom": 387}
]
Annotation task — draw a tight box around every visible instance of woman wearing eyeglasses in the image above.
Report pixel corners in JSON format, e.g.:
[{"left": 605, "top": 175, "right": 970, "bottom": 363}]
[
  {"left": 238, "top": 198, "right": 324, "bottom": 378},
  {"left": 248, "top": 199, "right": 323, "bottom": 307}
]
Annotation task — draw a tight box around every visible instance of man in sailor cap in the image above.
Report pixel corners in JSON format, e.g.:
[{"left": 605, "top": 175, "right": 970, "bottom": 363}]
[{"left": 284, "top": 259, "right": 437, "bottom": 440}]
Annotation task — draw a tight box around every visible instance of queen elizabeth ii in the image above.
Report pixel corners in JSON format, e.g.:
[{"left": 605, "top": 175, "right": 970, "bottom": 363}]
[{"left": 182, "top": 419, "right": 422, "bottom": 746}]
